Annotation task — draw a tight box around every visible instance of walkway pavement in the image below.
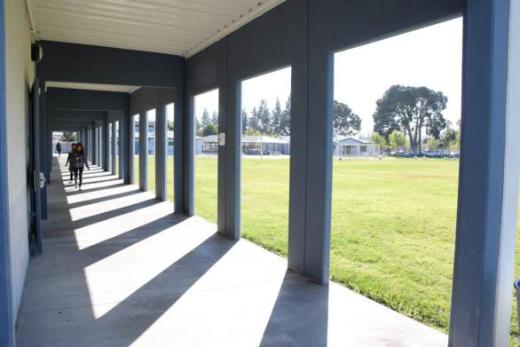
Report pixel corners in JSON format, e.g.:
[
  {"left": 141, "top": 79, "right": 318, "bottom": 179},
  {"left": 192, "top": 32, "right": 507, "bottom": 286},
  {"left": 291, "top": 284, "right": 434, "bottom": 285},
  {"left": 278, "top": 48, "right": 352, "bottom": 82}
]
[{"left": 16, "top": 157, "right": 448, "bottom": 346}]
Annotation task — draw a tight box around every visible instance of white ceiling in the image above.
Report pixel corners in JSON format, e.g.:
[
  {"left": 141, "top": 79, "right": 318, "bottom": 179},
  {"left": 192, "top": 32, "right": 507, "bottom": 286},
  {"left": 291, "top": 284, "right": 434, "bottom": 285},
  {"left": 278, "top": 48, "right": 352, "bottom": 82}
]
[
  {"left": 46, "top": 81, "right": 140, "bottom": 93},
  {"left": 26, "top": 0, "right": 285, "bottom": 57}
]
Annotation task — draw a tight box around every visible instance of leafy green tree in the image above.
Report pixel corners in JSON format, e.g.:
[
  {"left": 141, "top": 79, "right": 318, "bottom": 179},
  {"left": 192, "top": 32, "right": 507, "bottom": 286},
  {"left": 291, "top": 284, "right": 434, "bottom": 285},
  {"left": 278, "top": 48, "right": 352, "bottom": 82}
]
[
  {"left": 202, "top": 124, "right": 218, "bottom": 136},
  {"left": 371, "top": 132, "right": 388, "bottom": 151},
  {"left": 373, "top": 85, "right": 448, "bottom": 154},
  {"left": 426, "top": 137, "right": 441, "bottom": 150},
  {"left": 389, "top": 130, "right": 407, "bottom": 150},
  {"left": 440, "top": 121, "right": 459, "bottom": 150},
  {"left": 60, "top": 132, "right": 76, "bottom": 142},
  {"left": 333, "top": 101, "right": 361, "bottom": 136}
]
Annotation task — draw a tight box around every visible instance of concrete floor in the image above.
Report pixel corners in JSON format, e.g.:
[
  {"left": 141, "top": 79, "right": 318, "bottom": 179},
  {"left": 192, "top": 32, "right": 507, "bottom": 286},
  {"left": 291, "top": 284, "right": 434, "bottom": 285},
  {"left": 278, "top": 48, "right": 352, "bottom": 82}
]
[{"left": 16, "top": 157, "right": 448, "bottom": 347}]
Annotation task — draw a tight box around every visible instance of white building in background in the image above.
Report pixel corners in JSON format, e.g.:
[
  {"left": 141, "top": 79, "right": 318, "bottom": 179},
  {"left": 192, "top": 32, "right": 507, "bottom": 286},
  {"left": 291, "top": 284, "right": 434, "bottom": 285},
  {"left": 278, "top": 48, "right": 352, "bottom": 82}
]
[
  {"left": 333, "top": 137, "right": 380, "bottom": 158},
  {"left": 195, "top": 135, "right": 290, "bottom": 155}
]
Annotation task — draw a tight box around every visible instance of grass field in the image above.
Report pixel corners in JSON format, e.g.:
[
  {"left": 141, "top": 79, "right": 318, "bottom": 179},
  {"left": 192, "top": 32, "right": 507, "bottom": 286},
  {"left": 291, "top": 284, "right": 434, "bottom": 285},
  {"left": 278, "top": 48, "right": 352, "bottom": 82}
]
[{"left": 136, "top": 155, "right": 520, "bottom": 343}]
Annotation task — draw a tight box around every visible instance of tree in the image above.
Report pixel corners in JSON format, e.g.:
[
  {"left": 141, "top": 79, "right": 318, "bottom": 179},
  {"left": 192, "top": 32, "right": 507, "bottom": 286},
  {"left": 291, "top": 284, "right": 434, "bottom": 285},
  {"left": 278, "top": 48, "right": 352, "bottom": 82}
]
[
  {"left": 371, "top": 132, "right": 388, "bottom": 151},
  {"left": 167, "top": 120, "right": 174, "bottom": 131},
  {"left": 440, "top": 121, "right": 459, "bottom": 150},
  {"left": 60, "top": 132, "right": 76, "bottom": 142},
  {"left": 201, "top": 108, "right": 211, "bottom": 128},
  {"left": 195, "top": 117, "right": 202, "bottom": 136},
  {"left": 249, "top": 107, "right": 261, "bottom": 132},
  {"left": 242, "top": 109, "right": 248, "bottom": 133},
  {"left": 211, "top": 111, "right": 218, "bottom": 127},
  {"left": 272, "top": 98, "right": 283, "bottom": 135},
  {"left": 426, "top": 137, "right": 441, "bottom": 150},
  {"left": 389, "top": 130, "right": 407, "bottom": 151},
  {"left": 277, "top": 97, "right": 291, "bottom": 136},
  {"left": 373, "top": 85, "right": 448, "bottom": 154},
  {"left": 257, "top": 99, "right": 271, "bottom": 134},
  {"left": 333, "top": 101, "right": 361, "bottom": 136},
  {"left": 202, "top": 124, "right": 218, "bottom": 136}
]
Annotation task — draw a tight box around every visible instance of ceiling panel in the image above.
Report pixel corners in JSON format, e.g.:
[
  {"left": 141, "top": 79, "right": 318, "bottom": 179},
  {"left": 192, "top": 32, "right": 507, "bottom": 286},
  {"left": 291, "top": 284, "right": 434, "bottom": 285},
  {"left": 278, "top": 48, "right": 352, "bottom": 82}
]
[{"left": 27, "top": 0, "right": 285, "bottom": 57}]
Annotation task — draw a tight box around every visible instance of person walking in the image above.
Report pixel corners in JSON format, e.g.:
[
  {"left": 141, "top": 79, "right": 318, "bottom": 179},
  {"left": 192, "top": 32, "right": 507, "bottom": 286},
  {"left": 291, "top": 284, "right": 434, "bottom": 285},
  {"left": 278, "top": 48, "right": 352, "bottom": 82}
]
[
  {"left": 69, "top": 143, "right": 89, "bottom": 190},
  {"left": 65, "top": 143, "right": 77, "bottom": 183},
  {"left": 56, "top": 141, "right": 62, "bottom": 157}
]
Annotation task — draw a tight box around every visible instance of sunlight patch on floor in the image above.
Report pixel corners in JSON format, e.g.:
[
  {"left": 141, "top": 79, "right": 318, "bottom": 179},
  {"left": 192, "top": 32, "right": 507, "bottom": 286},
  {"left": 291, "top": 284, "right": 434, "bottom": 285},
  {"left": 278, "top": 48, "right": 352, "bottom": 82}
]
[{"left": 84, "top": 218, "right": 213, "bottom": 318}]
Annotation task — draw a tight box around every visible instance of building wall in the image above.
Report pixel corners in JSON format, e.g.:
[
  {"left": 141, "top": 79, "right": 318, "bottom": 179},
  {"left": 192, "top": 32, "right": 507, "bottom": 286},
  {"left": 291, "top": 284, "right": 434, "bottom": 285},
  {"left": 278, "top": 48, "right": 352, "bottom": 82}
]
[{"left": 5, "top": 0, "right": 34, "bottom": 319}]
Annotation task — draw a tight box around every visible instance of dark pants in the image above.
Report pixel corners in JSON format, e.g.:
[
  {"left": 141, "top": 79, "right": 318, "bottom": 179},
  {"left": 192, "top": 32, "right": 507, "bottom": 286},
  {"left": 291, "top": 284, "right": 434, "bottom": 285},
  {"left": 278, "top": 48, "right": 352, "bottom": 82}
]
[
  {"left": 69, "top": 169, "right": 73, "bottom": 181},
  {"left": 73, "top": 167, "right": 84, "bottom": 187}
]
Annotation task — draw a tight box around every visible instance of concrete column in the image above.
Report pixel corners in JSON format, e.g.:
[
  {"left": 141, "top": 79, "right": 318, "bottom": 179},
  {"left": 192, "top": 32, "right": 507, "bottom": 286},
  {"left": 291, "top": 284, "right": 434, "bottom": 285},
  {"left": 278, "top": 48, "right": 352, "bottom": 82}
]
[
  {"left": 111, "top": 122, "right": 116, "bottom": 175},
  {"left": 449, "top": 0, "right": 515, "bottom": 345},
  {"left": 288, "top": 58, "right": 309, "bottom": 276},
  {"left": 139, "top": 112, "right": 148, "bottom": 191},
  {"left": 128, "top": 116, "right": 135, "bottom": 184},
  {"left": 123, "top": 114, "right": 131, "bottom": 184},
  {"left": 103, "top": 120, "right": 109, "bottom": 171},
  {"left": 117, "top": 120, "right": 124, "bottom": 179},
  {"left": 222, "top": 80, "right": 240, "bottom": 240},
  {"left": 156, "top": 104, "right": 167, "bottom": 200},
  {"left": 92, "top": 125, "right": 97, "bottom": 165}
]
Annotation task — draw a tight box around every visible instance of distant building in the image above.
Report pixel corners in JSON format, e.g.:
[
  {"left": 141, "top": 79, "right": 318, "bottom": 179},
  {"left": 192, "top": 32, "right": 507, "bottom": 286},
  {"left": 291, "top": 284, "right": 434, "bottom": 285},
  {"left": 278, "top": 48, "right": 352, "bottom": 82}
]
[
  {"left": 133, "top": 121, "right": 174, "bottom": 155},
  {"left": 333, "top": 137, "right": 380, "bottom": 157},
  {"left": 195, "top": 135, "right": 290, "bottom": 155}
]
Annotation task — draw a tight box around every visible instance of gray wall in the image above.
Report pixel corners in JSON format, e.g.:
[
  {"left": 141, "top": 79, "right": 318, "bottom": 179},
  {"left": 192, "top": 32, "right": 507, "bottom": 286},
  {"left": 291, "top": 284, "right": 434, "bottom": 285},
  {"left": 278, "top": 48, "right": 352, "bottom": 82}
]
[{"left": 4, "top": 0, "right": 35, "bottom": 323}]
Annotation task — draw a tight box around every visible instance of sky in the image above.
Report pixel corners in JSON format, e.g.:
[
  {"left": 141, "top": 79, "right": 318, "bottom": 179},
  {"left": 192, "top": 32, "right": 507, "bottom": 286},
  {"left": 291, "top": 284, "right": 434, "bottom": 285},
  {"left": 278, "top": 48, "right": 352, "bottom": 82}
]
[{"left": 194, "top": 17, "right": 463, "bottom": 137}]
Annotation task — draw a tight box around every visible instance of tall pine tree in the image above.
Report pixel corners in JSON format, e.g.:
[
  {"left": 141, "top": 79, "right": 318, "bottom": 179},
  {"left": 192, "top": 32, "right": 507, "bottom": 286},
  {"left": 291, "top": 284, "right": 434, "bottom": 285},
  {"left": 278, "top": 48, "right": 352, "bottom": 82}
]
[{"left": 257, "top": 99, "right": 271, "bottom": 134}]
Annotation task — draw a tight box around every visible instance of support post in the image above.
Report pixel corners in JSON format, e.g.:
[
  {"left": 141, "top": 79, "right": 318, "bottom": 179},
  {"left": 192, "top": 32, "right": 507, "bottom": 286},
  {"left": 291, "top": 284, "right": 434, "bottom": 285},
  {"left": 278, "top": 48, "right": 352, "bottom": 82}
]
[
  {"left": 118, "top": 119, "right": 124, "bottom": 180},
  {"left": 156, "top": 104, "right": 167, "bottom": 200},
  {"left": 127, "top": 114, "right": 134, "bottom": 184},
  {"left": 222, "top": 79, "right": 240, "bottom": 240},
  {"left": 449, "top": 0, "right": 515, "bottom": 345},
  {"left": 103, "top": 120, "right": 109, "bottom": 171},
  {"left": 139, "top": 112, "right": 148, "bottom": 191},
  {"left": 111, "top": 122, "right": 116, "bottom": 175}
]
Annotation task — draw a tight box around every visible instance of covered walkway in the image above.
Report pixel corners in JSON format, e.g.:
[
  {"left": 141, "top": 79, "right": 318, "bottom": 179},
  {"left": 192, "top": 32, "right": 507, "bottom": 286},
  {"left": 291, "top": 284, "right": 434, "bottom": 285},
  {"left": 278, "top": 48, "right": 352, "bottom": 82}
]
[{"left": 15, "top": 157, "right": 446, "bottom": 346}]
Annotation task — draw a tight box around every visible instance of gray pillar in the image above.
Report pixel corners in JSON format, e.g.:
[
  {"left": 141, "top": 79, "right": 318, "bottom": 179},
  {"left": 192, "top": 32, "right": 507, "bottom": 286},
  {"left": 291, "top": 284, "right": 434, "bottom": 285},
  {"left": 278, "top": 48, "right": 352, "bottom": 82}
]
[
  {"left": 156, "top": 104, "right": 167, "bottom": 200},
  {"left": 111, "top": 122, "right": 116, "bottom": 175},
  {"left": 93, "top": 125, "right": 98, "bottom": 165},
  {"left": 449, "top": 0, "right": 515, "bottom": 345},
  {"left": 301, "top": 49, "right": 334, "bottom": 284},
  {"left": 103, "top": 120, "right": 109, "bottom": 171},
  {"left": 128, "top": 116, "right": 135, "bottom": 184},
  {"left": 118, "top": 120, "right": 124, "bottom": 180},
  {"left": 288, "top": 58, "right": 309, "bottom": 275},
  {"left": 139, "top": 112, "right": 148, "bottom": 191},
  {"left": 222, "top": 80, "right": 240, "bottom": 240},
  {"left": 123, "top": 114, "right": 131, "bottom": 184}
]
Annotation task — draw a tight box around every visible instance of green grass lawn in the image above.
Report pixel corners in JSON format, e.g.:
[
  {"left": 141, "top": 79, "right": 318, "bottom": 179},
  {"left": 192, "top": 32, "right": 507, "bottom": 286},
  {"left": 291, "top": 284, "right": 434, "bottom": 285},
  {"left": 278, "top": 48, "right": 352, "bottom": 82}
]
[{"left": 139, "top": 155, "right": 520, "bottom": 343}]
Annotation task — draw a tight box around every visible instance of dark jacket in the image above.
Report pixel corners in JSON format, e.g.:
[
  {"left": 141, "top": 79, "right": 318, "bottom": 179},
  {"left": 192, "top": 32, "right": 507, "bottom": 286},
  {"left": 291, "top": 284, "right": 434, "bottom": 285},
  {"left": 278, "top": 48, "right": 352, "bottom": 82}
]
[{"left": 69, "top": 152, "right": 89, "bottom": 170}]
